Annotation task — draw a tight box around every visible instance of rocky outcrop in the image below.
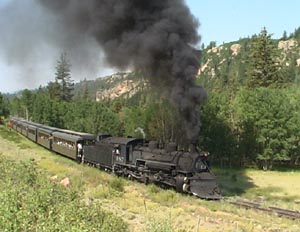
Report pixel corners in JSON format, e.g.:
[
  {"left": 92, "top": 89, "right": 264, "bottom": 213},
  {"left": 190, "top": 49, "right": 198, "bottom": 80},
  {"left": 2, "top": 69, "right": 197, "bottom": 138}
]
[
  {"left": 230, "top": 44, "right": 241, "bottom": 56},
  {"left": 96, "top": 73, "right": 146, "bottom": 101},
  {"left": 207, "top": 46, "right": 224, "bottom": 54},
  {"left": 198, "top": 59, "right": 211, "bottom": 74},
  {"left": 278, "top": 39, "right": 298, "bottom": 51},
  {"left": 106, "top": 73, "right": 130, "bottom": 83}
]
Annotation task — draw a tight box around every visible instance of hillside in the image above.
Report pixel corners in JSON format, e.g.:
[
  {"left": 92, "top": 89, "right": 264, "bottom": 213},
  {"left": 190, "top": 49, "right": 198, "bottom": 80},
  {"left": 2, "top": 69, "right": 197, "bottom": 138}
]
[
  {"left": 197, "top": 37, "right": 300, "bottom": 91},
  {"left": 5, "top": 28, "right": 300, "bottom": 170},
  {"left": 7, "top": 29, "right": 300, "bottom": 101},
  {"left": 74, "top": 35, "right": 300, "bottom": 101},
  {"left": 73, "top": 72, "right": 147, "bottom": 101}
]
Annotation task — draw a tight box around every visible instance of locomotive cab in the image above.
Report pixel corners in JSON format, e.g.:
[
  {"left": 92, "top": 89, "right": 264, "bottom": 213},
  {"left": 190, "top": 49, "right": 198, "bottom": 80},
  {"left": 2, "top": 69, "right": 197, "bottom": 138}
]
[{"left": 112, "top": 138, "right": 144, "bottom": 164}]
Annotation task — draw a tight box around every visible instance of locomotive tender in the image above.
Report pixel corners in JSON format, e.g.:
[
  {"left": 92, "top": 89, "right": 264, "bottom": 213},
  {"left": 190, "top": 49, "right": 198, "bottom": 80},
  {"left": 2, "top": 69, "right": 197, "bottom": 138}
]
[{"left": 9, "top": 117, "right": 221, "bottom": 200}]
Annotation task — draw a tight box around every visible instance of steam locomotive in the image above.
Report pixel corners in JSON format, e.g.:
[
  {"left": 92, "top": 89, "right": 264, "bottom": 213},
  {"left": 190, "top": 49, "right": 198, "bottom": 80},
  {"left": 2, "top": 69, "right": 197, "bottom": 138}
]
[{"left": 9, "top": 117, "right": 221, "bottom": 200}]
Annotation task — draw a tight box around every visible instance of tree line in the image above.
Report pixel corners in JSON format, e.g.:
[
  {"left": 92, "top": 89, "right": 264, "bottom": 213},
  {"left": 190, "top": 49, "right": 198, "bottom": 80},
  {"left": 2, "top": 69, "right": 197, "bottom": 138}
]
[
  {"left": 2, "top": 28, "right": 300, "bottom": 169},
  {"left": 198, "top": 28, "right": 300, "bottom": 169}
]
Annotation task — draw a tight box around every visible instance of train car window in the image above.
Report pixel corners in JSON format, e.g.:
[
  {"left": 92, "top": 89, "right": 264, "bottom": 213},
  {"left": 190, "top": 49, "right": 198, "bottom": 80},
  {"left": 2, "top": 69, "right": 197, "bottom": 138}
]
[
  {"left": 28, "top": 128, "right": 35, "bottom": 134},
  {"left": 39, "top": 132, "right": 50, "bottom": 141},
  {"left": 120, "top": 145, "right": 126, "bottom": 156},
  {"left": 54, "top": 137, "right": 75, "bottom": 150},
  {"left": 84, "top": 140, "right": 96, "bottom": 146}
]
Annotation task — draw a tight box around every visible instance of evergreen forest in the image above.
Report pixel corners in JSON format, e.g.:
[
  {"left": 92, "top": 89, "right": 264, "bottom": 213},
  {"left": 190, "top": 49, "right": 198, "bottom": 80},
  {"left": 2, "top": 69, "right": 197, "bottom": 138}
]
[{"left": 2, "top": 28, "right": 300, "bottom": 170}]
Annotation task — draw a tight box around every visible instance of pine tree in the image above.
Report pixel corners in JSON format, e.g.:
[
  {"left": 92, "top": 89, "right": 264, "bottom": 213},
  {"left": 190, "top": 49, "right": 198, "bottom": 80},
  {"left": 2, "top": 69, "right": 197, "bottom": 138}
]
[
  {"left": 82, "top": 79, "right": 90, "bottom": 101},
  {"left": 0, "top": 92, "right": 9, "bottom": 118},
  {"left": 207, "top": 41, "right": 216, "bottom": 49},
  {"left": 282, "top": 30, "right": 287, "bottom": 40},
  {"left": 55, "top": 53, "right": 74, "bottom": 102},
  {"left": 294, "top": 27, "right": 300, "bottom": 39},
  {"left": 47, "top": 81, "right": 61, "bottom": 100},
  {"left": 21, "top": 89, "right": 35, "bottom": 120},
  {"left": 247, "top": 27, "right": 283, "bottom": 88}
]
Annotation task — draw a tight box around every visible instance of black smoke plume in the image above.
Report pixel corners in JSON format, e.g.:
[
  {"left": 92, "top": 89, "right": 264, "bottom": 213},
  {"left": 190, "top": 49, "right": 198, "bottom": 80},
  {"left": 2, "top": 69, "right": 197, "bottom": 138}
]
[
  {"left": 38, "top": 0, "right": 207, "bottom": 144},
  {"left": 2, "top": 0, "right": 207, "bottom": 144}
]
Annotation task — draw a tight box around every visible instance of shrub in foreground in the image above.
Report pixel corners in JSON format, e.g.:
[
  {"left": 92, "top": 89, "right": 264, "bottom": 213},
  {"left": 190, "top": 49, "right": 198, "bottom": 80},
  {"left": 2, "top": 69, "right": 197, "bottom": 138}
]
[{"left": 0, "top": 155, "right": 128, "bottom": 231}]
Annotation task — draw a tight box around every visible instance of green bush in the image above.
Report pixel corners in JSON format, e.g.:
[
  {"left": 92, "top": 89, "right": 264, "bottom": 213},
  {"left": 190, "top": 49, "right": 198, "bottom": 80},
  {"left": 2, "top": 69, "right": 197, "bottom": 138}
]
[
  {"left": 146, "top": 186, "right": 179, "bottom": 206},
  {"left": 0, "top": 155, "right": 128, "bottom": 231},
  {"left": 110, "top": 177, "right": 125, "bottom": 193}
]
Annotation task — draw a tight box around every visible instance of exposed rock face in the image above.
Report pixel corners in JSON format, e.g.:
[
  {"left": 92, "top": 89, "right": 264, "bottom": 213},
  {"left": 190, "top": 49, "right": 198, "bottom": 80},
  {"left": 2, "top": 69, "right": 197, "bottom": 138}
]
[
  {"left": 198, "top": 59, "right": 211, "bottom": 74},
  {"left": 297, "top": 58, "right": 300, "bottom": 67},
  {"left": 96, "top": 80, "right": 140, "bottom": 101},
  {"left": 230, "top": 44, "right": 241, "bottom": 56},
  {"left": 95, "top": 73, "right": 145, "bottom": 101},
  {"left": 106, "top": 73, "right": 129, "bottom": 84},
  {"left": 278, "top": 39, "right": 298, "bottom": 51},
  {"left": 207, "top": 46, "right": 224, "bottom": 54}
]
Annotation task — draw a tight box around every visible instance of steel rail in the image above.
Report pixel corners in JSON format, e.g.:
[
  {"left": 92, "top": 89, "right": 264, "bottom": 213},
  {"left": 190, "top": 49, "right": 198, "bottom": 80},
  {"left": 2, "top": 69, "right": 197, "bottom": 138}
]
[{"left": 230, "top": 200, "right": 300, "bottom": 220}]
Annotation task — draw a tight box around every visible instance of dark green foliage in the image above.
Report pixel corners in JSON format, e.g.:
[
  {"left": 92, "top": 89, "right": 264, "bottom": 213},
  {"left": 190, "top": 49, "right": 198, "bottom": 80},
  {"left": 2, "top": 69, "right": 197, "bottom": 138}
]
[
  {"left": 9, "top": 75, "right": 300, "bottom": 170},
  {"left": 234, "top": 88, "right": 297, "bottom": 169},
  {"left": 47, "top": 80, "right": 61, "bottom": 101},
  {"left": 82, "top": 79, "right": 90, "bottom": 101},
  {"left": 63, "top": 101, "right": 122, "bottom": 135},
  {"left": 247, "top": 27, "right": 283, "bottom": 88},
  {"left": 200, "top": 92, "right": 238, "bottom": 167},
  {"left": 9, "top": 72, "right": 300, "bottom": 171},
  {"left": 8, "top": 26, "right": 300, "bottom": 169},
  {"left": 109, "top": 178, "right": 125, "bottom": 192},
  {"left": 290, "top": 27, "right": 300, "bottom": 39},
  {"left": 55, "top": 53, "right": 74, "bottom": 102},
  {"left": 10, "top": 96, "right": 22, "bottom": 117},
  {"left": 0, "top": 92, "right": 9, "bottom": 118},
  {"left": 0, "top": 155, "right": 128, "bottom": 231},
  {"left": 196, "top": 27, "right": 300, "bottom": 169},
  {"left": 207, "top": 41, "right": 217, "bottom": 49},
  {"left": 282, "top": 30, "right": 287, "bottom": 40},
  {"left": 198, "top": 40, "right": 250, "bottom": 92},
  {"left": 200, "top": 87, "right": 300, "bottom": 169},
  {"left": 20, "top": 89, "right": 35, "bottom": 120}
]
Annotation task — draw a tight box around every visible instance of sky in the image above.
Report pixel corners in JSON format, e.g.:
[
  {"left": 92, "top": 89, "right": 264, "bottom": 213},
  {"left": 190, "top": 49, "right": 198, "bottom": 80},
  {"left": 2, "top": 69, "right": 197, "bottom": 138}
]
[
  {"left": 186, "top": 0, "right": 299, "bottom": 46},
  {"left": 0, "top": 0, "right": 300, "bottom": 93}
]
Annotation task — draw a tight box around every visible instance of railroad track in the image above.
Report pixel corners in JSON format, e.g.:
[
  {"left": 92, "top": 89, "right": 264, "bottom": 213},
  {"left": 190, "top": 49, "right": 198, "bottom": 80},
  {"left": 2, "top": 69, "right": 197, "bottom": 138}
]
[{"left": 230, "top": 199, "right": 300, "bottom": 220}]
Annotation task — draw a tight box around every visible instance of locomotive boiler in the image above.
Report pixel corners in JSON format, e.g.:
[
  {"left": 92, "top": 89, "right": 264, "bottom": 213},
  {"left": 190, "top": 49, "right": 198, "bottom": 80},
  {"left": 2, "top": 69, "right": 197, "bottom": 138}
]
[{"left": 84, "top": 138, "right": 221, "bottom": 199}]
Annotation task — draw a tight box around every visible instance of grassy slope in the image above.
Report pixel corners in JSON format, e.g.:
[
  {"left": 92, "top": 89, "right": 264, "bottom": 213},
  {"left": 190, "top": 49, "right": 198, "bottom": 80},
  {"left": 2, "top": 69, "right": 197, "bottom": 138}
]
[{"left": 0, "top": 125, "right": 300, "bottom": 232}]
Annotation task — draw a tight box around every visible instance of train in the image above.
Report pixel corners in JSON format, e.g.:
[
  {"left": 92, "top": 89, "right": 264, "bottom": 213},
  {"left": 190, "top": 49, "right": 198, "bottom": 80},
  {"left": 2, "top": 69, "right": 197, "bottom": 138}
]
[{"left": 9, "top": 117, "right": 221, "bottom": 200}]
